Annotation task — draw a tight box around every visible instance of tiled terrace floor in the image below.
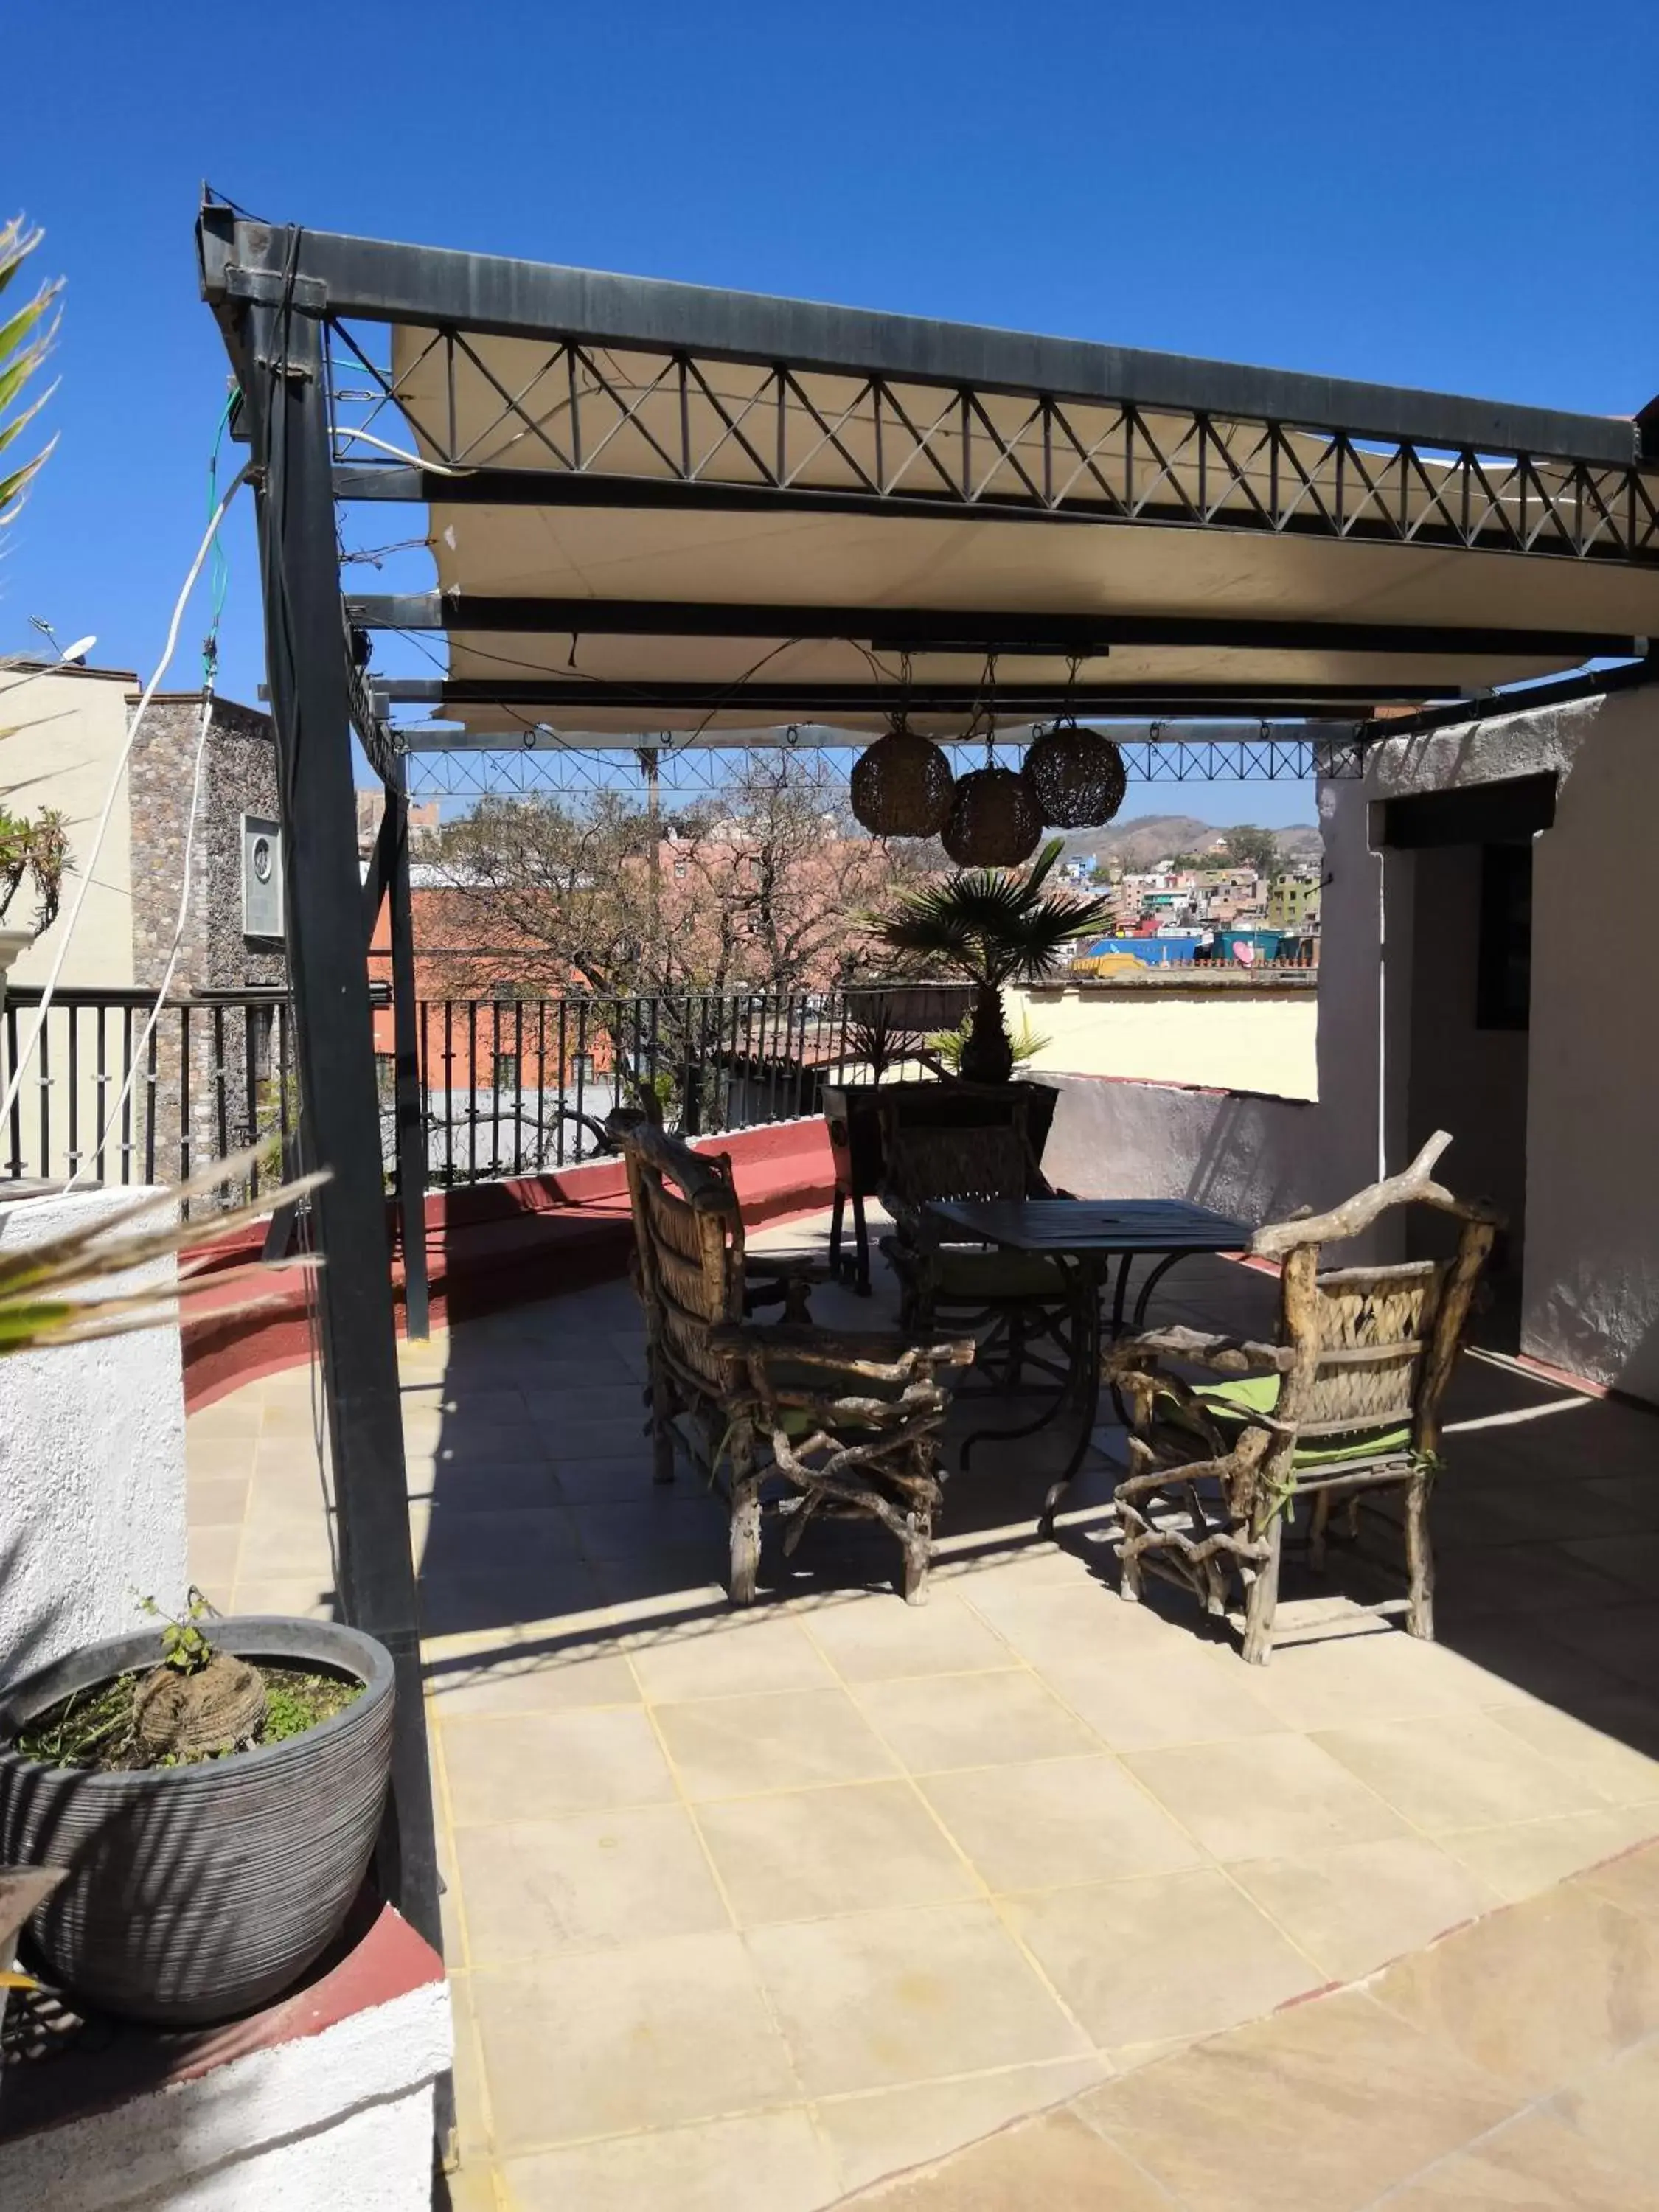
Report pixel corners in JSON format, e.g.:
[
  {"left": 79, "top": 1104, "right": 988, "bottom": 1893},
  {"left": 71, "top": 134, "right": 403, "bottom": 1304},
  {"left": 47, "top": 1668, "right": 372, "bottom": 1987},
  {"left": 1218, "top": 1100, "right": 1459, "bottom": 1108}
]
[{"left": 185, "top": 1214, "right": 1659, "bottom": 2210}]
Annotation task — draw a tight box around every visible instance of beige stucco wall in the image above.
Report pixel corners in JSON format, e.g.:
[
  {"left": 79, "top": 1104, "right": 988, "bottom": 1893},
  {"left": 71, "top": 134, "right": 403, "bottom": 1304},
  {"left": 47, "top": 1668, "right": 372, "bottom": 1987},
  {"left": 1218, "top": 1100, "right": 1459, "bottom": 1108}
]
[
  {"left": 0, "top": 663, "right": 136, "bottom": 989},
  {"left": 1007, "top": 982, "right": 1318, "bottom": 1100}
]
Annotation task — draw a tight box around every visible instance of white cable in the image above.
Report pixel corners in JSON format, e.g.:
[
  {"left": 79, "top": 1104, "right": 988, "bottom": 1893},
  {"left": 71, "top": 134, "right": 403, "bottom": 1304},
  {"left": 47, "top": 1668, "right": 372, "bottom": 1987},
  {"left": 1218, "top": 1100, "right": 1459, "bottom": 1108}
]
[
  {"left": 64, "top": 686, "right": 217, "bottom": 1191},
  {"left": 330, "top": 425, "right": 473, "bottom": 476},
  {"left": 0, "top": 465, "right": 251, "bottom": 1135}
]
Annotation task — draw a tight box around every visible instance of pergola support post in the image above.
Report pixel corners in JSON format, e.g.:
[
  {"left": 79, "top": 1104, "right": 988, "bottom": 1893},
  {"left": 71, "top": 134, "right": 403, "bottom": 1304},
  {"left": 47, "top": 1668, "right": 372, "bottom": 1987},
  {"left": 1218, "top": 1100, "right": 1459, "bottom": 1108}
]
[
  {"left": 242, "top": 276, "right": 445, "bottom": 1982},
  {"left": 386, "top": 762, "right": 431, "bottom": 1339}
]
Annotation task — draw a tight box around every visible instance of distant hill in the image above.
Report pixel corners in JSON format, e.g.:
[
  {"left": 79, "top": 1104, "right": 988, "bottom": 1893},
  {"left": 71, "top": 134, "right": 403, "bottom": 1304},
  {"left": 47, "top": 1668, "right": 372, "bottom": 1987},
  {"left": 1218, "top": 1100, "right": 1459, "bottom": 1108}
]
[{"left": 1055, "top": 815, "right": 1320, "bottom": 871}]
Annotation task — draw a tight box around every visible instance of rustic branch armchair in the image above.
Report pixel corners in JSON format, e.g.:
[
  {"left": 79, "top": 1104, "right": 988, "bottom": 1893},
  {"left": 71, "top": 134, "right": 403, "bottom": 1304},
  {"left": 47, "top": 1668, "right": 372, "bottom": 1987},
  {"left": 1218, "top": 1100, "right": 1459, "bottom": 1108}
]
[
  {"left": 877, "top": 1094, "right": 1074, "bottom": 1390},
  {"left": 1104, "top": 1132, "right": 1502, "bottom": 1663},
  {"left": 619, "top": 1122, "right": 975, "bottom": 1604}
]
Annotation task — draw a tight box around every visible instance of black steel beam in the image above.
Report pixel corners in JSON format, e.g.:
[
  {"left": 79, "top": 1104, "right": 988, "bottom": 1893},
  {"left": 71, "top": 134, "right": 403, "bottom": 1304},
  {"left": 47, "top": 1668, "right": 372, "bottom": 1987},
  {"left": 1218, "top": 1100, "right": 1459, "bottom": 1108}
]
[
  {"left": 347, "top": 591, "right": 1634, "bottom": 663},
  {"left": 1359, "top": 653, "right": 1659, "bottom": 740},
  {"left": 240, "top": 271, "right": 445, "bottom": 1982},
  {"left": 203, "top": 211, "right": 1641, "bottom": 465},
  {"left": 383, "top": 678, "right": 1460, "bottom": 714}
]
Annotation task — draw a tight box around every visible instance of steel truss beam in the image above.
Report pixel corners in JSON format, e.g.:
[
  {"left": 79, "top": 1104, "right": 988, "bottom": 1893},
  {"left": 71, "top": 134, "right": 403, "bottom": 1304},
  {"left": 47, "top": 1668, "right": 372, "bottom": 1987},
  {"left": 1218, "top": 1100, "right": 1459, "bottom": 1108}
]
[
  {"left": 345, "top": 592, "right": 1642, "bottom": 662},
  {"left": 396, "top": 732, "right": 1363, "bottom": 802}
]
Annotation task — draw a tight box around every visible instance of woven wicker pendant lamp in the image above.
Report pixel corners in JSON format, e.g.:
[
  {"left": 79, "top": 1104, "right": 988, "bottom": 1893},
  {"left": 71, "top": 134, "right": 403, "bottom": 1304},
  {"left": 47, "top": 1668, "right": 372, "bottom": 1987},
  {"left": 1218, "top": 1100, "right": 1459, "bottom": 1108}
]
[
  {"left": 1024, "top": 720, "right": 1129, "bottom": 830},
  {"left": 849, "top": 721, "right": 956, "bottom": 838},
  {"left": 941, "top": 763, "right": 1043, "bottom": 867}
]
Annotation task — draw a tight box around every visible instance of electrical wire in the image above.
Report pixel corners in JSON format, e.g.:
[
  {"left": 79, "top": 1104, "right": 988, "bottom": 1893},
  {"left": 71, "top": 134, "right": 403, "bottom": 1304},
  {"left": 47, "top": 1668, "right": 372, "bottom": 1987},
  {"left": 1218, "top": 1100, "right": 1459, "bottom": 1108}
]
[
  {"left": 66, "top": 392, "right": 243, "bottom": 1191},
  {"left": 0, "top": 462, "right": 252, "bottom": 1135}
]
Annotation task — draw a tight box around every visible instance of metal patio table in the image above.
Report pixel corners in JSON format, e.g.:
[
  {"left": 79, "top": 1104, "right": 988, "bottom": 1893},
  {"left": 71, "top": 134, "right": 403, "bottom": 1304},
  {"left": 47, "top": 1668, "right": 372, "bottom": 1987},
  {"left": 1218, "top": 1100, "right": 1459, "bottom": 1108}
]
[{"left": 924, "top": 1197, "right": 1251, "bottom": 1533}]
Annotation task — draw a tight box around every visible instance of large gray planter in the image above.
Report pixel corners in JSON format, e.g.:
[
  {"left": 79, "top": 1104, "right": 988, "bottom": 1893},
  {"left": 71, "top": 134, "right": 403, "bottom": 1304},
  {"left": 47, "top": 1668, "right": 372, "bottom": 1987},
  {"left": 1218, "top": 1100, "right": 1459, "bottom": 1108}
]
[{"left": 0, "top": 1617, "right": 394, "bottom": 2026}]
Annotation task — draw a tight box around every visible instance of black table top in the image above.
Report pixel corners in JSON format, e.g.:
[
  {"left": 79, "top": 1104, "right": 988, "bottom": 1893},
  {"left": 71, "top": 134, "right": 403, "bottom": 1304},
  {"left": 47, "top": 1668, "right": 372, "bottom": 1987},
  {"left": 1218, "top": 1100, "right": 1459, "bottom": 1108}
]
[{"left": 926, "top": 1197, "right": 1251, "bottom": 1256}]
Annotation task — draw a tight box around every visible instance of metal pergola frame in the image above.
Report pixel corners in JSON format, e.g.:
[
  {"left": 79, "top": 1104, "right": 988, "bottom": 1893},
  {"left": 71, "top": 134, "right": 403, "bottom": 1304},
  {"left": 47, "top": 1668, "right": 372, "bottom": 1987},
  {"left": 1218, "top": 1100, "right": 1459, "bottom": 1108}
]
[{"left": 195, "top": 199, "right": 1659, "bottom": 2047}]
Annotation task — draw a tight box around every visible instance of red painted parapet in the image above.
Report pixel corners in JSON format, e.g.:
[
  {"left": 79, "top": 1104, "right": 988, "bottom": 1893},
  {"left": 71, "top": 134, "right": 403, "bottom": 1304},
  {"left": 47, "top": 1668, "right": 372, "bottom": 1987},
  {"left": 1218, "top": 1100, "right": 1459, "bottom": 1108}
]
[{"left": 181, "top": 1118, "right": 836, "bottom": 1411}]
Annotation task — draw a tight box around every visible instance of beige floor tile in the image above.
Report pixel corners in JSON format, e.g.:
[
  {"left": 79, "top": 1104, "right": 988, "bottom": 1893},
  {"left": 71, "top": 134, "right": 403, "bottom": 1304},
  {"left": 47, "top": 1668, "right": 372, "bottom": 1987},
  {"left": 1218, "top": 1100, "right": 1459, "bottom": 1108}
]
[
  {"left": 245, "top": 1461, "right": 333, "bottom": 1522},
  {"left": 426, "top": 1646, "right": 639, "bottom": 1717},
  {"left": 439, "top": 2161, "right": 500, "bottom": 2212},
  {"left": 445, "top": 1970, "right": 493, "bottom": 2160},
  {"left": 186, "top": 1523, "right": 244, "bottom": 1596},
  {"left": 800, "top": 1592, "right": 1015, "bottom": 1681},
  {"left": 1124, "top": 1733, "right": 1405, "bottom": 1863},
  {"left": 1369, "top": 1874, "right": 1659, "bottom": 2096},
  {"left": 228, "top": 1577, "right": 335, "bottom": 1620},
  {"left": 748, "top": 1899, "right": 1089, "bottom": 2096},
  {"left": 697, "top": 1781, "right": 975, "bottom": 1926},
  {"left": 186, "top": 1473, "right": 251, "bottom": 1528},
  {"left": 1044, "top": 1646, "right": 1284, "bottom": 1753},
  {"left": 815, "top": 2058, "right": 1110, "bottom": 2197},
  {"left": 471, "top": 1933, "right": 799, "bottom": 2149},
  {"left": 441, "top": 1708, "right": 675, "bottom": 1825},
  {"left": 853, "top": 1671, "right": 1099, "bottom": 1774},
  {"left": 630, "top": 1614, "right": 835, "bottom": 1703},
  {"left": 1077, "top": 1987, "right": 1514, "bottom": 2212},
  {"left": 1540, "top": 1602, "right": 1659, "bottom": 1687},
  {"left": 1239, "top": 1621, "right": 1510, "bottom": 1732},
  {"left": 1551, "top": 2034, "right": 1659, "bottom": 2183},
  {"left": 455, "top": 1804, "right": 728, "bottom": 1960},
  {"left": 1228, "top": 1837, "right": 1500, "bottom": 1981},
  {"left": 498, "top": 2108, "right": 838, "bottom": 2212},
  {"left": 956, "top": 1581, "right": 1179, "bottom": 1672},
  {"left": 1489, "top": 1701, "right": 1659, "bottom": 1808},
  {"left": 1313, "top": 1711, "right": 1607, "bottom": 1834},
  {"left": 1381, "top": 2107, "right": 1659, "bottom": 2211},
  {"left": 1001, "top": 1868, "right": 1320, "bottom": 2048},
  {"left": 186, "top": 1392, "right": 264, "bottom": 1440},
  {"left": 654, "top": 1688, "right": 897, "bottom": 1800},
  {"left": 846, "top": 2107, "right": 1173, "bottom": 2210},
  {"left": 184, "top": 1433, "right": 261, "bottom": 1482},
  {"left": 1574, "top": 1838, "right": 1659, "bottom": 1918},
  {"left": 920, "top": 1756, "right": 1200, "bottom": 1895},
  {"left": 237, "top": 1514, "right": 336, "bottom": 1579},
  {"left": 1440, "top": 1809, "right": 1659, "bottom": 1904}
]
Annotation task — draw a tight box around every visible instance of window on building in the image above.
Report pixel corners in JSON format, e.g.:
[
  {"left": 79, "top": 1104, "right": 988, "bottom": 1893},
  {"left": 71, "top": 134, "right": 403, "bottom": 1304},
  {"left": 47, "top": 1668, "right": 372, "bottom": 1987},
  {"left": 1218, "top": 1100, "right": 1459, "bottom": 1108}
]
[
  {"left": 491, "top": 978, "right": 518, "bottom": 1004},
  {"left": 493, "top": 1052, "right": 520, "bottom": 1093},
  {"left": 374, "top": 1052, "right": 395, "bottom": 1099},
  {"left": 569, "top": 1052, "right": 594, "bottom": 1087},
  {"left": 673, "top": 860, "right": 688, "bottom": 880},
  {"left": 1476, "top": 841, "right": 1532, "bottom": 1031}
]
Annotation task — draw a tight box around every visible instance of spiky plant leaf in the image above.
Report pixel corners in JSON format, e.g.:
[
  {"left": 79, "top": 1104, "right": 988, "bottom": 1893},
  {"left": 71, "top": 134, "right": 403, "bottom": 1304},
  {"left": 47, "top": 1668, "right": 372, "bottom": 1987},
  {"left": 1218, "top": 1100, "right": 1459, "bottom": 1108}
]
[{"left": 871, "top": 838, "right": 1113, "bottom": 987}]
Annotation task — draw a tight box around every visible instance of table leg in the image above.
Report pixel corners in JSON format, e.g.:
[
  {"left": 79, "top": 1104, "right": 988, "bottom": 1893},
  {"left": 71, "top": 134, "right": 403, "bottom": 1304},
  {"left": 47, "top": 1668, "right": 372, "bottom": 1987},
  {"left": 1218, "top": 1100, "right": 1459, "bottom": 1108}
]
[
  {"left": 852, "top": 1190, "right": 871, "bottom": 1296},
  {"left": 829, "top": 1188, "right": 846, "bottom": 1280},
  {"left": 1036, "top": 1263, "right": 1104, "bottom": 1538}
]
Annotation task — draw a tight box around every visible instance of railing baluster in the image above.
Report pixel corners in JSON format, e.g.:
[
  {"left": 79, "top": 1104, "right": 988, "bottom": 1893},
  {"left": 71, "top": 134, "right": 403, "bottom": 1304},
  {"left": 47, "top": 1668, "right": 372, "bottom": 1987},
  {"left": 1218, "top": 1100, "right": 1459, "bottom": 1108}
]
[
  {"left": 467, "top": 1000, "right": 479, "bottom": 1183},
  {"left": 66, "top": 1004, "right": 80, "bottom": 1180},
  {"left": 557, "top": 998, "right": 567, "bottom": 1166},
  {"left": 512, "top": 998, "right": 524, "bottom": 1176}
]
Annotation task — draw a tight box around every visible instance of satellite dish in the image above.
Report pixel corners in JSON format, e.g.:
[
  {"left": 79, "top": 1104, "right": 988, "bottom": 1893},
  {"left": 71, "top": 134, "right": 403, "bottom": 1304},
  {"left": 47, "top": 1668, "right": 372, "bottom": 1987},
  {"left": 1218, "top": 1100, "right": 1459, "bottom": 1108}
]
[{"left": 59, "top": 636, "right": 96, "bottom": 665}]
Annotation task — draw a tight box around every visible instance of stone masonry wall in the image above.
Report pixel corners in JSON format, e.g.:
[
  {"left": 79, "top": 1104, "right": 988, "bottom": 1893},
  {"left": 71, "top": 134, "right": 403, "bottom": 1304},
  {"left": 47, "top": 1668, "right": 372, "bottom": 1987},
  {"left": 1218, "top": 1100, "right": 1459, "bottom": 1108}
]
[{"left": 126, "top": 695, "right": 287, "bottom": 1189}]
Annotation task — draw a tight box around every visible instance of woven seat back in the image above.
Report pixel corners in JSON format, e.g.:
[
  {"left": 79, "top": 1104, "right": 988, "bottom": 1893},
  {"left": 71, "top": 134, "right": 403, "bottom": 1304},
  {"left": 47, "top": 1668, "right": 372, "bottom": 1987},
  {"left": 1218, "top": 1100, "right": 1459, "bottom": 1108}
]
[
  {"left": 622, "top": 1127, "right": 745, "bottom": 1397},
  {"left": 880, "top": 1106, "right": 1034, "bottom": 1212},
  {"left": 1297, "top": 1259, "right": 1443, "bottom": 1439}
]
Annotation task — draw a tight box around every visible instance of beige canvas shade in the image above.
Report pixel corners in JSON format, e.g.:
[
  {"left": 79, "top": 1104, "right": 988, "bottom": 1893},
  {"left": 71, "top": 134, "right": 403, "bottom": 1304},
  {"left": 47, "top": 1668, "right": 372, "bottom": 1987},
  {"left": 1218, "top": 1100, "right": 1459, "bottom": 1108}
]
[{"left": 380, "top": 326, "right": 1659, "bottom": 740}]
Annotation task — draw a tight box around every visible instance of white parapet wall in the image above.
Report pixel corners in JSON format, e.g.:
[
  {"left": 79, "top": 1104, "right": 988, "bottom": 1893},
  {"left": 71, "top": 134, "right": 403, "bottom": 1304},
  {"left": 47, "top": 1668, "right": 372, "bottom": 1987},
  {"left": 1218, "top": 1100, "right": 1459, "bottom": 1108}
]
[
  {"left": 0, "top": 1922, "right": 451, "bottom": 2211},
  {"left": 0, "top": 1186, "right": 189, "bottom": 1685}
]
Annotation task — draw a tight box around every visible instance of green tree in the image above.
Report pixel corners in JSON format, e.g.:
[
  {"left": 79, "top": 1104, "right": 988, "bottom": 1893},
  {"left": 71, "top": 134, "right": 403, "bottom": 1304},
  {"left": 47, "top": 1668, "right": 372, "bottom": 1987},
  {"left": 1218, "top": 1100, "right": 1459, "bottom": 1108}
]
[{"left": 1221, "top": 825, "right": 1279, "bottom": 877}]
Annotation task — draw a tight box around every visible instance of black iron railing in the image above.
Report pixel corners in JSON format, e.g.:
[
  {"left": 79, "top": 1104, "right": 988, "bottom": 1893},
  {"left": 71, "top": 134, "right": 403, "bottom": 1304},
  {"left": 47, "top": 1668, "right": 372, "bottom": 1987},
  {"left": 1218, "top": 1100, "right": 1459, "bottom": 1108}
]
[{"left": 0, "top": 984, "right": 972, "bottom": 1202}]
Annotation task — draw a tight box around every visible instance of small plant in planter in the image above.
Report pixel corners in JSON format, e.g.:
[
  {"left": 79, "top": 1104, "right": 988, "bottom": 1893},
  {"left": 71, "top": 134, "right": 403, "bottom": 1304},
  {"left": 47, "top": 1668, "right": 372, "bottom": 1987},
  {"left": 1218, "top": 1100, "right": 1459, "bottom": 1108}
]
[
  {"left": 13, "top": 1591, "right": 364, "bottom": 1774},
  {"left": 870, "top": 839, "right": 1112, "bottom": 1085},
  {"left": 0, "top": 1153, "right": 401, "bottom": 2029}
]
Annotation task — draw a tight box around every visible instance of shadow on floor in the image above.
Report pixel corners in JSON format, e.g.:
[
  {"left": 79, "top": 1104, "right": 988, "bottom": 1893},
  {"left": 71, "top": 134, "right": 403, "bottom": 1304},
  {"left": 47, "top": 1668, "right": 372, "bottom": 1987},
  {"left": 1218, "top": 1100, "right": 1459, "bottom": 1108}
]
[{"left": 409, "top": 1229, "right": 1659, "bottom": 1770}]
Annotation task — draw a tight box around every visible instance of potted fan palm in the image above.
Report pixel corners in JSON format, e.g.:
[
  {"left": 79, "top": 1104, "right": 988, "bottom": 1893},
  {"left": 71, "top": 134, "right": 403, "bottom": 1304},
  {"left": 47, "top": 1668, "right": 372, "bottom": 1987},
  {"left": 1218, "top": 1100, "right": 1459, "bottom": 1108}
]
[{"left": 871, "top": 838, "right": 1112, "bottom": 1085}]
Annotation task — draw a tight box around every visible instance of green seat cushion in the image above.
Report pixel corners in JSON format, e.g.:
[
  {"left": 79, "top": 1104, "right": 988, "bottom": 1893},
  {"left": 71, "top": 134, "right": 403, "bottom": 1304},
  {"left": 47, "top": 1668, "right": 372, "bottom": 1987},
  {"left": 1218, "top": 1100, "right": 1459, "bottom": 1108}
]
[
  {"left": 928, "top": 1249, "right": 1070, "bottom": 1302},
  {"left": 1195, "top": 1373, "right": 1412, "bottom": 1467}
]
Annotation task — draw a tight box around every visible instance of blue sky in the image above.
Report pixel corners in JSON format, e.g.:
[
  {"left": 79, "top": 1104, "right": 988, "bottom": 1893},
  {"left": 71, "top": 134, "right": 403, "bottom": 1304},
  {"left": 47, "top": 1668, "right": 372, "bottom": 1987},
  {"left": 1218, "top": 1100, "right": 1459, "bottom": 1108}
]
[{"left": 7, "top": 0, "right": 1657, "bottom": 830}]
